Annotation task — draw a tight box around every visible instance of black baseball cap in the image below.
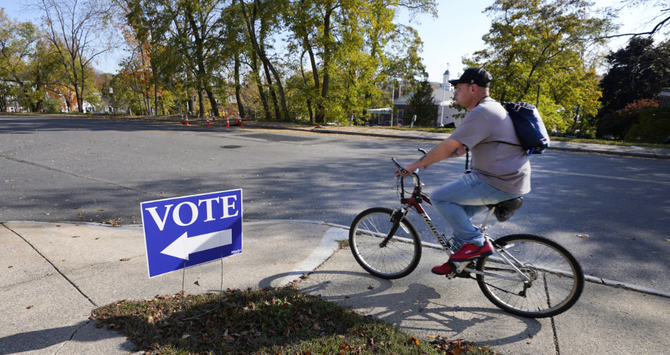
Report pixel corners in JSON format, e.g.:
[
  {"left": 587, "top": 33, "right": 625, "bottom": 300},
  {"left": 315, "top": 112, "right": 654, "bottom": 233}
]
[{"left": 448, "top": 67, "right": 492, "bottom": 87}]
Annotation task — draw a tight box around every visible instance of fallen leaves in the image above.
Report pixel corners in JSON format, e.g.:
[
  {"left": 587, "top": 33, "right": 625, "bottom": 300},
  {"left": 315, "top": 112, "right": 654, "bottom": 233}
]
[
  {"left": 430, "top": 336, "right": 493, "bottom": 355},
  {"left": 102, "top": 218, "right": 122, "bottom": 227},
  {"left": 91, "top": 286, "right": 498, "bottom": 355}
]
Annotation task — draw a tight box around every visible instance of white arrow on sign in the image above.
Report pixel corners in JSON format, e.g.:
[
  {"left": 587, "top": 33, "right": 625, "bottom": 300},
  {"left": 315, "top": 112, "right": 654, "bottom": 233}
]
[{"left": 160, "top": 229, "right": 232, "bottom": 260}]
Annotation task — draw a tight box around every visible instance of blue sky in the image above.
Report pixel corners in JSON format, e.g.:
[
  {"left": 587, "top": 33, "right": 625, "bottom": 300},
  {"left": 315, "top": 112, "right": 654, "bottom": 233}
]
[{"left": 2, "top": 0, "right": 666, "bottom": 80}]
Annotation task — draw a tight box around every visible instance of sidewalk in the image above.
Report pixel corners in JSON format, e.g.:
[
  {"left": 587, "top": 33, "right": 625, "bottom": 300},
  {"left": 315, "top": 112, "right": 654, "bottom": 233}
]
[{"left": 1, "top": 220, "right": 669, "bottom": 354}]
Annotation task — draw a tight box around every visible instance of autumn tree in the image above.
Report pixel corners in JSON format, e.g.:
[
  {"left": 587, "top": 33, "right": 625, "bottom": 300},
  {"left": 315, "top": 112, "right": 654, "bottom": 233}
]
[
  {"left": 597, "top": 37, "right": 670, "bottom": 138},
  {"left": 466, "top": 0, "right": 615, "bottom": 132},
  {"left": 33, "top": 0, "right": 115, "bottom": 113},
  {"left": 284, "top": 0, "right": 436, "bottom": 123},
  {"left": 0, "top": 10, "right": 40, "bottom": 111}
]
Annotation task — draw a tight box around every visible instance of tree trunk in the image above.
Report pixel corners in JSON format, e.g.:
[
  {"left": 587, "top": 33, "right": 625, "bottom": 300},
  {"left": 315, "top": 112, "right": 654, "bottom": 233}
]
[
  {"left": 250, "top": 51, "right": 270, "bottom": 119},
  {"left": 239, "top": 0, "right": 289, "bottom": 120},
  {"left": 198, "top": 91, "right": 205, "bottom": 117},
  {"left": 234, "top": 53, "right": 245, "bottom": 118},
  {"left": 315, "top": 7, "right": 334, "bottom": 123},
  {"left": 262, "top": 61, "right": 281, "bottom": 120},
  {"left": 154, "top": 72, "right": 158, "bottom": 116},
  {"left": 300, "top": 50, "right": 315, "bottom": 123}
]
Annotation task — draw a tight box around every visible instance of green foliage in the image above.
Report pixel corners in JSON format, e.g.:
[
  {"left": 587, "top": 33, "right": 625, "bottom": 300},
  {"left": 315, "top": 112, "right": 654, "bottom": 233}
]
[
  {"left": 597, "top": 37, "right": 670, "bottom": 137},
  {"left": 465, "top": 0, "right": 614, "bottom": 133},
  {"left": 599, "top": 99, "right": 659, "bottom": 139},
  {"left": 0, "top": 9, "right": 40, "bottom": 111},
  {"left": 625, "top": 106, "right": 670, "bottom": 143},
  {"left": 406, "top": 79, "right": 437, "bottom": 126}
]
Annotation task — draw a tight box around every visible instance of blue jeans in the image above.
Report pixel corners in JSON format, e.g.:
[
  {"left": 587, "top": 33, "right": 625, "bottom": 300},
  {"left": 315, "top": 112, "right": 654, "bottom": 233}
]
[{"left": 430, "top": 173, "right": 522, "bottom": 246}]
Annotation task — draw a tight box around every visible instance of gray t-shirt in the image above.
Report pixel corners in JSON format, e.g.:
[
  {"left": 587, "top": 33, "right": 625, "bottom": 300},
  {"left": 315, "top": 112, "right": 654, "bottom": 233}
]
[{"left": 449, "top": 97, "right": 531, "bottom": 195}]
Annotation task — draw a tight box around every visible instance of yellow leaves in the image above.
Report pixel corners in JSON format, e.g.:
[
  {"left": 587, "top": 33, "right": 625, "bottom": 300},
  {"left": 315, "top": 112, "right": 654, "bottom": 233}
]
[{"left": 410, "top": 336, "right": 420, "bottom": 345}]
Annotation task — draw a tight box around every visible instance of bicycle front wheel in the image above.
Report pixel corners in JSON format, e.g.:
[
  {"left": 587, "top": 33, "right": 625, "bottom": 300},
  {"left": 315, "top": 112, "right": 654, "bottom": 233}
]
[
  {"left": 349, "top": 207, "right": 422, "bottom": 279},
  {"left": 476, "top": 234, "right": 584, "bottom": 318}
]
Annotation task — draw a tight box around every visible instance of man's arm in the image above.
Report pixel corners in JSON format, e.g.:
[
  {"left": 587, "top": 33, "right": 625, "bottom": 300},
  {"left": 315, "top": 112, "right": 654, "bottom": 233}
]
[{"left": 396, "top": 137, "right": 466, "bottom": 177}]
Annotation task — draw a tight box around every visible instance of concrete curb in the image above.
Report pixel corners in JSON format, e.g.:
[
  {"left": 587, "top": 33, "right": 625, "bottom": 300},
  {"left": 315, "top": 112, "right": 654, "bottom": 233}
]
[
  {"left": 317, "top": 221, "right": 670, "bottom": 299},
  {"left": 584, "top": 275, "right": 670, "bottom": 298}
]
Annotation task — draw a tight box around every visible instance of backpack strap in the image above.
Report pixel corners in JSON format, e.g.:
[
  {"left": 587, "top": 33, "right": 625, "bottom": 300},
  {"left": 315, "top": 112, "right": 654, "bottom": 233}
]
[{"left": 464, "top": 146, "right": 472, "bottom": 174}]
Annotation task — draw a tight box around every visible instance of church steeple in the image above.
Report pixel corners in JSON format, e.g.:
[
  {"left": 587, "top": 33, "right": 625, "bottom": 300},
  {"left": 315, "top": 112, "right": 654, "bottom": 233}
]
[{"left": 443, "top": 63, "right": 451, "bottom": 91}]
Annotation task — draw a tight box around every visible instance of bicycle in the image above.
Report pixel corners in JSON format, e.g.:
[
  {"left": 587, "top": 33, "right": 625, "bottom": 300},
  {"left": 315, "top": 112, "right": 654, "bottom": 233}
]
[{"left": 349, "top": 149, "right": 584, "bottom": 318}]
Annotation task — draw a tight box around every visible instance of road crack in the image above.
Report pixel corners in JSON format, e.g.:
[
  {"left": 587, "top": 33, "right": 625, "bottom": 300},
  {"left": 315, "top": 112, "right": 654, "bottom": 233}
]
[{"left": 0, "top": 154, "right": 156, "bottom": 196}]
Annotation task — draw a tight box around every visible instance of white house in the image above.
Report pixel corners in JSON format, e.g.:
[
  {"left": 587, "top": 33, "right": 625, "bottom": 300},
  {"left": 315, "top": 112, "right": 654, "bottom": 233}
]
[{"left": 393, "top": 69, "right": 463, "bottom": 127}]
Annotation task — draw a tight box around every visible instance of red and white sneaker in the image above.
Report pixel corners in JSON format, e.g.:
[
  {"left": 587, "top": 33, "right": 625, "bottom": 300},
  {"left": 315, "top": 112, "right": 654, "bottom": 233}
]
[
  {"left": 449, "top": 241, "right": 493, "bottom": 261},
  {"left": 431, "top": 262, "right": 453, "bottom": 275}
]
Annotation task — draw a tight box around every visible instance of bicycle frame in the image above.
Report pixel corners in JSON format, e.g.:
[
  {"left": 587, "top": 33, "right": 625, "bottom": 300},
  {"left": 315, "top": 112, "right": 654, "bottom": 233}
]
[{"left": 391, "top": 161, "right": 532, "bottom": 284}]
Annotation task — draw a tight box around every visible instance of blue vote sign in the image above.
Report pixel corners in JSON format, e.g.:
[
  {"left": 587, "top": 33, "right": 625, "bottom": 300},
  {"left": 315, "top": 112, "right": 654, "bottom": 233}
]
[{"left": 141, "top": 189, "right": 243, "bottom": 278}]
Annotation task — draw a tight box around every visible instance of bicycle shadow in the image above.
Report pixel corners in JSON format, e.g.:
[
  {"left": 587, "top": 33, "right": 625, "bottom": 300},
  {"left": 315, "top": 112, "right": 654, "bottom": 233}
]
[{"left": 261, "top": 266, "right": 545, "bottom": 348}]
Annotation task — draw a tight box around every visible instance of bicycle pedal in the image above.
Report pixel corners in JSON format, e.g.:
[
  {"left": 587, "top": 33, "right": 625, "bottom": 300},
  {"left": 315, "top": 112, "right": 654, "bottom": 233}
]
[{"left": 446, "top": 271, "right": 472, "bottom": 280}]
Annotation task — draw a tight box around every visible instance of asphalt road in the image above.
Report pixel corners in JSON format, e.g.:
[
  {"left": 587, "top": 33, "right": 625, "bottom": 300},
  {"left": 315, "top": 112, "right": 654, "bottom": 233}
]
[{"left": 2, "top": 115, "right": 669, "bottom": 293}]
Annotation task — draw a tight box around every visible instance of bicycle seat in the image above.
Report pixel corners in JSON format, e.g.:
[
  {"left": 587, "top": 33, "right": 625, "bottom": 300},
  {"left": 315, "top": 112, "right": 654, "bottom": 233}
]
[{"left": 487, "top": 197, "right": 523, "bottom": 222}]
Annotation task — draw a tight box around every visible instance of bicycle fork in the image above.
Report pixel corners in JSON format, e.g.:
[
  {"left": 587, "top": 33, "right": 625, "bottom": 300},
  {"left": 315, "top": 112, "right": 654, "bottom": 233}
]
[{"left": 379, "top": 206, "right": 411, "bottom": 247}]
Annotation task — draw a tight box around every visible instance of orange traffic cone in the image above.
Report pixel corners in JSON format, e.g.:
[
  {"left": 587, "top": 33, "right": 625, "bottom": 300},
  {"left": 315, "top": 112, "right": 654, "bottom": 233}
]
[
  {"left": 246, "top": 113, "right": 250, "bottom": 121},
  {"left": 226, "top": 116, "right": 230, "bottom": 128},
  {"left": 181, "top": 114, "right": 184, "bottom": 125},
  {"left": 206, "top": 118, "right": 210, "bottom": 127},
  {"left": 239, "top": 119, "right": 243, "bottom": 127},
  {"left": 185, "top": 116, "right": 190, "bottom": 126}
]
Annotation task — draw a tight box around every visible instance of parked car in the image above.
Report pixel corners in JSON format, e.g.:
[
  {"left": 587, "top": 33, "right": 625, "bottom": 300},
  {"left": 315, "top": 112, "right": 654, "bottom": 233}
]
[{"left": 379, "top": 119, "right": 403, "bottom": 126}]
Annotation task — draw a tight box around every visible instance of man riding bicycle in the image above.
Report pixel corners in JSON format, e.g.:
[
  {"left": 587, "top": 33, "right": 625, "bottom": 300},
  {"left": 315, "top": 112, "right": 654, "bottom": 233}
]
[{"left": 396, "top": 67, "right": 531, "bottom": 275}]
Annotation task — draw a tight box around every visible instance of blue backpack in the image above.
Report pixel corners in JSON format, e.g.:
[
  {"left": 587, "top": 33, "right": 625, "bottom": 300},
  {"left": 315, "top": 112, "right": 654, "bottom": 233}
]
[
  {"left": 464, "top": 101, "right": 550, "bottom": 173},
  {"left": 503, "top": 102, "right": 550, "bottom": 155}
]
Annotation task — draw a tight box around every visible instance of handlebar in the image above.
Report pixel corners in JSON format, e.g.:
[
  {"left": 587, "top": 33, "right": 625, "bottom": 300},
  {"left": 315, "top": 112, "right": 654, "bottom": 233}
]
[
  {"left": 392, "top": 148, "right": 427, "bottom": 176},
  {"left": 391, "top": 157, "right": 408, "bottom": 175}
]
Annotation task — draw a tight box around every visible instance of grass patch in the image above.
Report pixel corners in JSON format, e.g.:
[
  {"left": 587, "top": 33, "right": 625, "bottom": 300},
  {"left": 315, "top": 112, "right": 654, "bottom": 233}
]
[
  {"left": 549, "top": 136, "right": 668, "bottom": 148},
  {"left": 92, "top": 285, "right": 496, "bottom": 355}
]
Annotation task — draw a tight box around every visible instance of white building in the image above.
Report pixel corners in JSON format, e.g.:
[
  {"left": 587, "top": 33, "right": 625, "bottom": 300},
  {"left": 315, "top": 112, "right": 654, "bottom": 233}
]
[{"left": 393, "top": 69, "right": 463, "bottom": 127}]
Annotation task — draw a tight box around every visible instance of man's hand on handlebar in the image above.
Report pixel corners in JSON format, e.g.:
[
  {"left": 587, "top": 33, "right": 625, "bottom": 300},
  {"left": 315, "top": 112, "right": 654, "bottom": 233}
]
[{"left": 394, "top": 167, "right": 413, "bottom": 178}]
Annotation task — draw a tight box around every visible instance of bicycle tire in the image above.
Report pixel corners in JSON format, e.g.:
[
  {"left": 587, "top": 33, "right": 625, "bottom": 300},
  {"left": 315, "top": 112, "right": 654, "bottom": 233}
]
[
  {"left": 349, "top": 207, "right": 422, "bottom": 279},
  {"left": 476, "top": 234, "right": 584, "bottom": 318}
]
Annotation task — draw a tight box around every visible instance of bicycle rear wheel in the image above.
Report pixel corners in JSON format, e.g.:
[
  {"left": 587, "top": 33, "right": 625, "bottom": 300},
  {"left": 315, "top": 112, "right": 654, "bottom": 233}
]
[
  {"left": 476, "top": 234, "right": 584, "bottom": 318},
  {"left": 349, "top": 207, "right": 422, "bottom": 279}
]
